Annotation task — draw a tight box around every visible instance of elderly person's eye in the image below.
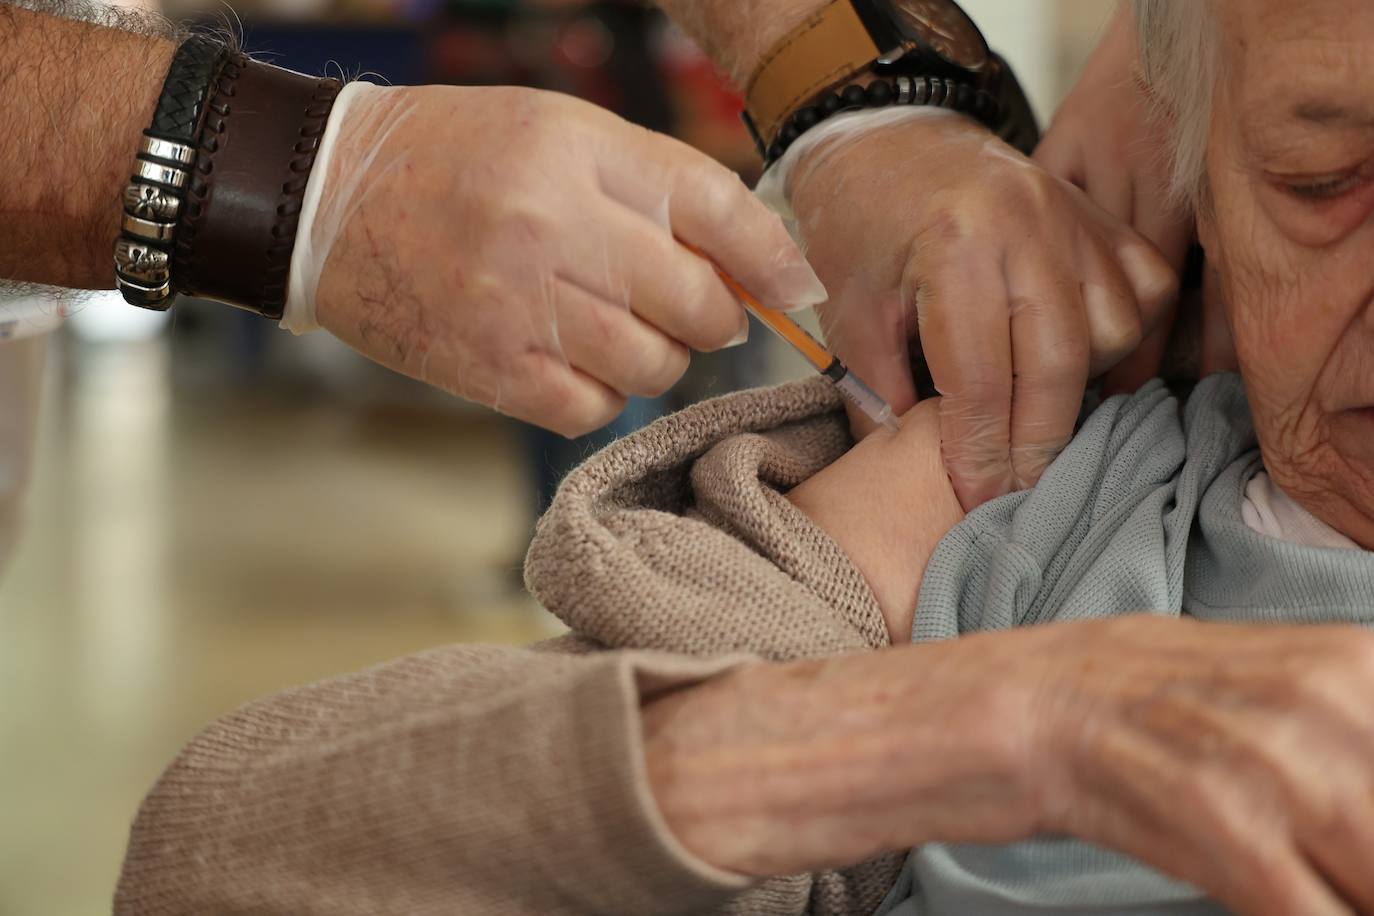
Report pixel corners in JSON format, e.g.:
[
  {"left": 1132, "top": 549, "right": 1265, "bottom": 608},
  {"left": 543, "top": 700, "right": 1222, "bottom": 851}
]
[
  {"left": 1261, "top": 156, "right": 1374, "bottom": 245},
  {"left": 1285, "top": 171, "right": 1364, "bottom": 200}
]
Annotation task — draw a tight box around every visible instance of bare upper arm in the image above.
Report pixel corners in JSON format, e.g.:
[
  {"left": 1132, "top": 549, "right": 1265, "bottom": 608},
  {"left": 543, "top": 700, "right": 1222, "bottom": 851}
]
[{"left": 787, "top": 399, "right": 964, "bottom": 643}]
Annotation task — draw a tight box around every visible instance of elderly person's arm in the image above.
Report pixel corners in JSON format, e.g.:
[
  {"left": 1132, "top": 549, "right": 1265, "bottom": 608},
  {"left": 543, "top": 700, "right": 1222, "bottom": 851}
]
[
  {"left": 116, "top": 616, "right": 1374, "bottom": 916},
  {"left": 113, "top": 641, "right": 761, "bottom": 915},
  {"left": 786, "top": 399, "right": 964, "bottom": 641},
  {"left": 645, "top": 617, "right": 1374, "bottom": 916},
  {"left": 119, "top": 379, "right": 1374, "bottom": 916}
]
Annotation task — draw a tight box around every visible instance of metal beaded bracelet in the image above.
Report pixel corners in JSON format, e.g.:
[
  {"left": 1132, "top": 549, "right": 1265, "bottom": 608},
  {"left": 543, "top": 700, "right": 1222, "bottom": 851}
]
[
  {"left": 114, "top": 34, "right": 229, "bottom": 309},
  {"left": 763, "top": 74, "right": 999, "bottom": 166}
]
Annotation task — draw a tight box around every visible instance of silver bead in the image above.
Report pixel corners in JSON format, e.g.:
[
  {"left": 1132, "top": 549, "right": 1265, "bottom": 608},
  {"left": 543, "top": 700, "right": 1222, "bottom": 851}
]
[
  {"left": 912, "top": 77, "right": 931, "bottom": 105},
  {"left": 132, "top": 159, "right": 188, "bottom": 190},
  {"left": 123, "top": 182, "right": 181, "bottom": 222},
  {"left": 138, "top": 135, "right": 196, "bottom": 167},
  {"left": 114, "top": 238, "right": 171, "bottom": 284},
  {"left": 116, "top": 274, "right": 174, "bottom": 309},
  {"left": 940, "top": 79, "right": 957, "bottom": 107},
  {"left": 895, "top": 76, "right": 913, "bottom": 105},
  {"left": 121, "top": 212, "right": 177, "bottom": 244}
]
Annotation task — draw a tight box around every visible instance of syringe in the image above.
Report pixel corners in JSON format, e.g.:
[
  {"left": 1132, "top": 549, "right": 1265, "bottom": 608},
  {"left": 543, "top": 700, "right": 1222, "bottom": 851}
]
[{"left": 685, "top": 245, "right": 900, "bottom": 433}]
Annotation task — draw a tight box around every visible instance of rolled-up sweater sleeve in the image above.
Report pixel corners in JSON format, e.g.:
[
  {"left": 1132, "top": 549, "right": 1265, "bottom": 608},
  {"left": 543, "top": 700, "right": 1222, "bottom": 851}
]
[
  {"left": 115, "top": 638, "right": 754, "bottom": 916},
  {"left": 118, "top": 378, "right": 906, "bottom": 915}
]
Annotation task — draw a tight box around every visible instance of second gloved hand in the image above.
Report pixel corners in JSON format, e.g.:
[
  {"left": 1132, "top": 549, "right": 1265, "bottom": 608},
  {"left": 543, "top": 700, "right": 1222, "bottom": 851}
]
[
  {"left": 287, "top": 82, "right": 827, "bottom": 437},
  {"left": 761, "top": 107, "right": 1178, "bottom": 510}
]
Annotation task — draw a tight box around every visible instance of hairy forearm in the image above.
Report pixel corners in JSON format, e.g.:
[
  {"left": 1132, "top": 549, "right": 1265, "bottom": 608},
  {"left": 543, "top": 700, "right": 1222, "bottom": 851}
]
[
  {"left": 656, "top": 0, "right": 829, "bottom": 88},
  {"left": 642, "top": 637, "right": 1042, "bottom": 877},
  {"left": 0, "top": 3, "right": 175, "bottom": 289}
]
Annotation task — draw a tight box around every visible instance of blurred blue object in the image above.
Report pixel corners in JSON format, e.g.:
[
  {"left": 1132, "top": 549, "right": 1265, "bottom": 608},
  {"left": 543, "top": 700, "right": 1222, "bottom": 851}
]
[{"left": 236, "top": 21, "right": 428, "bottom": 86}]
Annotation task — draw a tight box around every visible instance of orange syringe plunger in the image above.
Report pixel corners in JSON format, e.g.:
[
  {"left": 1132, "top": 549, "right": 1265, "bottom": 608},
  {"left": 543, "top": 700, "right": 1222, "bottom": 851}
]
[
  {"left": 687, "top": 244, "right": 900, "bottom": 432},
  {"left": 705, "top": 262, "right": 834, "bottom": 371}
]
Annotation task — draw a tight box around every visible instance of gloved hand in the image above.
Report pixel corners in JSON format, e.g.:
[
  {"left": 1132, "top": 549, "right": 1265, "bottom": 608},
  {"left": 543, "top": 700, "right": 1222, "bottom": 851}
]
[
  {"left": 759, "top": 107, "right": 1178, "bottom": 509},
  {"left": 286, "top": 82, "right": 826, "bottom": 437},
  {"left": 1034, "top": 4, "right": 1235, "bottom": 391}
]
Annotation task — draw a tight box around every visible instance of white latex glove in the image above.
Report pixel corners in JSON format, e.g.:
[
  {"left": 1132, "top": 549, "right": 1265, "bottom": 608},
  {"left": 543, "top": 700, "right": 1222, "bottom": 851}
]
[
  {"left": 286, "top": 81, "right": 826, "bottom": 437},
  {"left": 759, "top": 107, "right": 1177, "bottom": 510}
]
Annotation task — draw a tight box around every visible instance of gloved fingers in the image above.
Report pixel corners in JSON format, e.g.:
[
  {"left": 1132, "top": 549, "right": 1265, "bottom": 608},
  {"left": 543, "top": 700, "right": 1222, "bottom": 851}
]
[
  {"left": 490, "top": 350, "right": 628, "bottom": 439},
  {"left": 1100, "top": 301, "right": 1177, "bottom": 396},
  {"left": 408, "top": 325, "right": 627, "bottom": 439},
  {"left": 1099, "top": 175, "right": 1191, "bottom": 395},
  {"left": 553, "top": 276, "right": 691, "bottom": 398},
  {"left": 1096, "top": 180, "right": 1192, "bottom": 396},
  {"left": 601, "top": 132, "right": 827, "bottom": 313},
  {"left": 1005, "top": 245, "right": 1090, "bottom": 489},
  {"left": 1111, "top": 235, "right": 1179, "bottom": 346},
  {"left": 817, "top": 287, "right": 920, "bottom": 438},
  {"left": 1076, "top": 194, "right": 1180, "bottom": 350},
  {"left": 1073, "top": 227, "right": 1148, "bottom": 377},
  {"left": 559, "top": 202, "right": 749, "bottom": 353},
  {"left": 913, "top": 244, "right": 1015, "bottom": 509}
]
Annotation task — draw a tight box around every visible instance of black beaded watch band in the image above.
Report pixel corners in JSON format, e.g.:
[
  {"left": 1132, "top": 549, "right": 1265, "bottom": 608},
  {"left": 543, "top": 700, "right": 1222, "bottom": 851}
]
[
  {"left": 114, "top": 34, "right": 231, "bottom": 309},
  {"left": 763, "top": 73, "right": 996, "bottom": 165},
  {"left": 755, "top": 51, "right": 1039, "bottom": 169}
]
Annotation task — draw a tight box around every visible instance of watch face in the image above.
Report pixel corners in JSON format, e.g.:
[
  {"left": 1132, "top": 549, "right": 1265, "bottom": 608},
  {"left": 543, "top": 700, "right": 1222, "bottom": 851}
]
[{"left": 890, "top": 0, "right": 988, "bottom": 71}]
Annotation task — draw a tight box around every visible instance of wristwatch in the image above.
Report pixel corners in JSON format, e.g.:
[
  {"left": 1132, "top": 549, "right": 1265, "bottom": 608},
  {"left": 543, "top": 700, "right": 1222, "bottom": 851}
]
[{"left": 743, "top": 0, "right": 1032, "bottom": 158}]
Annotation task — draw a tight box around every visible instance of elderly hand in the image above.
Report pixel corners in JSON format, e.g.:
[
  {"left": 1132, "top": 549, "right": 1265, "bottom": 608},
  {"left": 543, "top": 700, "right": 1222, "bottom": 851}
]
[
  {"left": 644, "top": 615, "right": 1374, "bottom": 916},
  {"left": 775, "top": 108, "right": 1177, "bottom": 508},
  {"left": 1027, "top": 616, "right": 1374, "bottom": 916},
  {"left": 295, "top": 83, "right": 826, "bottom": 438}
]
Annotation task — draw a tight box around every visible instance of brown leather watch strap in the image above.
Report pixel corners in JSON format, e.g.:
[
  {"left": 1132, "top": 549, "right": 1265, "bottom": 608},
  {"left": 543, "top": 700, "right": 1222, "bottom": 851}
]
[
  {"left": 173, "top": 54, "right": 342, "bottom": 319},
  {"left": 745, "top": 0, "right": 882, "bottom": 148}
]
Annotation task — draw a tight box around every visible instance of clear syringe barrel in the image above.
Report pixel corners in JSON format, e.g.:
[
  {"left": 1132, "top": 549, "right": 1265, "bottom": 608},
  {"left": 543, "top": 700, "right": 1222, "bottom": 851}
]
[{"left": 825, "top": 361, "right": 901, "bottom": 432}]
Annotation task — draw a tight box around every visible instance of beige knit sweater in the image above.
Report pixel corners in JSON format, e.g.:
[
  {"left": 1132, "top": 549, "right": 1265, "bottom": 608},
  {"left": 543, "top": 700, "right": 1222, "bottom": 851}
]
[{"left": 115, "top": 378, "right": 905, "bottom": 915}]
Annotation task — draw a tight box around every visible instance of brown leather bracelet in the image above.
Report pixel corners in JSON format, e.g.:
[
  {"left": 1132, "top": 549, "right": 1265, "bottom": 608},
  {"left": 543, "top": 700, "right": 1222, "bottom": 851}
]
[{"left": 173, "top": 54, "right": 342, "bottom": 320}]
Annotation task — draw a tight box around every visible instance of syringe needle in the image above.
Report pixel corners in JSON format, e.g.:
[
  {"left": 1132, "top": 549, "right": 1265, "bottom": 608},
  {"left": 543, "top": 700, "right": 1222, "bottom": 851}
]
[
  {"left": 828, "top": 362, "right": 902, "bottom": 433},
  {"left": 678, "top": 241, "right": 901, "bottom": 432}
]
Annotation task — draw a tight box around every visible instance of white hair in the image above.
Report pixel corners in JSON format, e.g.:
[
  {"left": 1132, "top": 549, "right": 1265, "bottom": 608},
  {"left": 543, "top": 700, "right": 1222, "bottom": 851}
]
[{"left": 1133, "top": 0, "right": 1220, "bottom": 210}]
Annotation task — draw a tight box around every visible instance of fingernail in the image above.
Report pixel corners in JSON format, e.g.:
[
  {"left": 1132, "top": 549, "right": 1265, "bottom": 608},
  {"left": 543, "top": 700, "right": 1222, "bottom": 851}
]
[
  {"left": 724, "top": 322, "right": 750, "bottom": 348},
  {"left": 774, "top": 259, "right": 829, "bottom": 311}
]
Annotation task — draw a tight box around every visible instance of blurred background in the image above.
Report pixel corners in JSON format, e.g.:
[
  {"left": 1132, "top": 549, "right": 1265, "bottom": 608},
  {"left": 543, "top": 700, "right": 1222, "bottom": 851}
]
[{"left": 0, "top": 1, "right": 1113, "bottom": 912}]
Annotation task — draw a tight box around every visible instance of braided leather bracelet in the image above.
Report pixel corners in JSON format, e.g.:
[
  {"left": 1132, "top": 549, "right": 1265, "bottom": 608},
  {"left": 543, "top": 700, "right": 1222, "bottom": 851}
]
[
  {"left": 114, "top": 35, "right": 228, "bottom": 308},
  {"left": 114, "top": 37, "right": 342, "bottom": 318}
]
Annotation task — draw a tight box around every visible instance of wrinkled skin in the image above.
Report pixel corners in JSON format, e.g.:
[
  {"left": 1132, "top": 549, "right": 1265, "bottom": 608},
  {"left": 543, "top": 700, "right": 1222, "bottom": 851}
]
[
  {"left": 313, "top": 84, "right": 826, "bottom": 438},
  {"left": 646, "top": 614, "right": 1374, "bottom": 916},
  {"left": 1200, "top": 0, "right": 1374, "bottom": 549}
]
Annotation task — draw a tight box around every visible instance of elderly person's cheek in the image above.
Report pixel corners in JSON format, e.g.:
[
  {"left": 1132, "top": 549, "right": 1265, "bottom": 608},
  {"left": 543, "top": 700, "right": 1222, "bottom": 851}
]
[{"left": 1197, "top": 158, "right": 1336, "bottom": 399}]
